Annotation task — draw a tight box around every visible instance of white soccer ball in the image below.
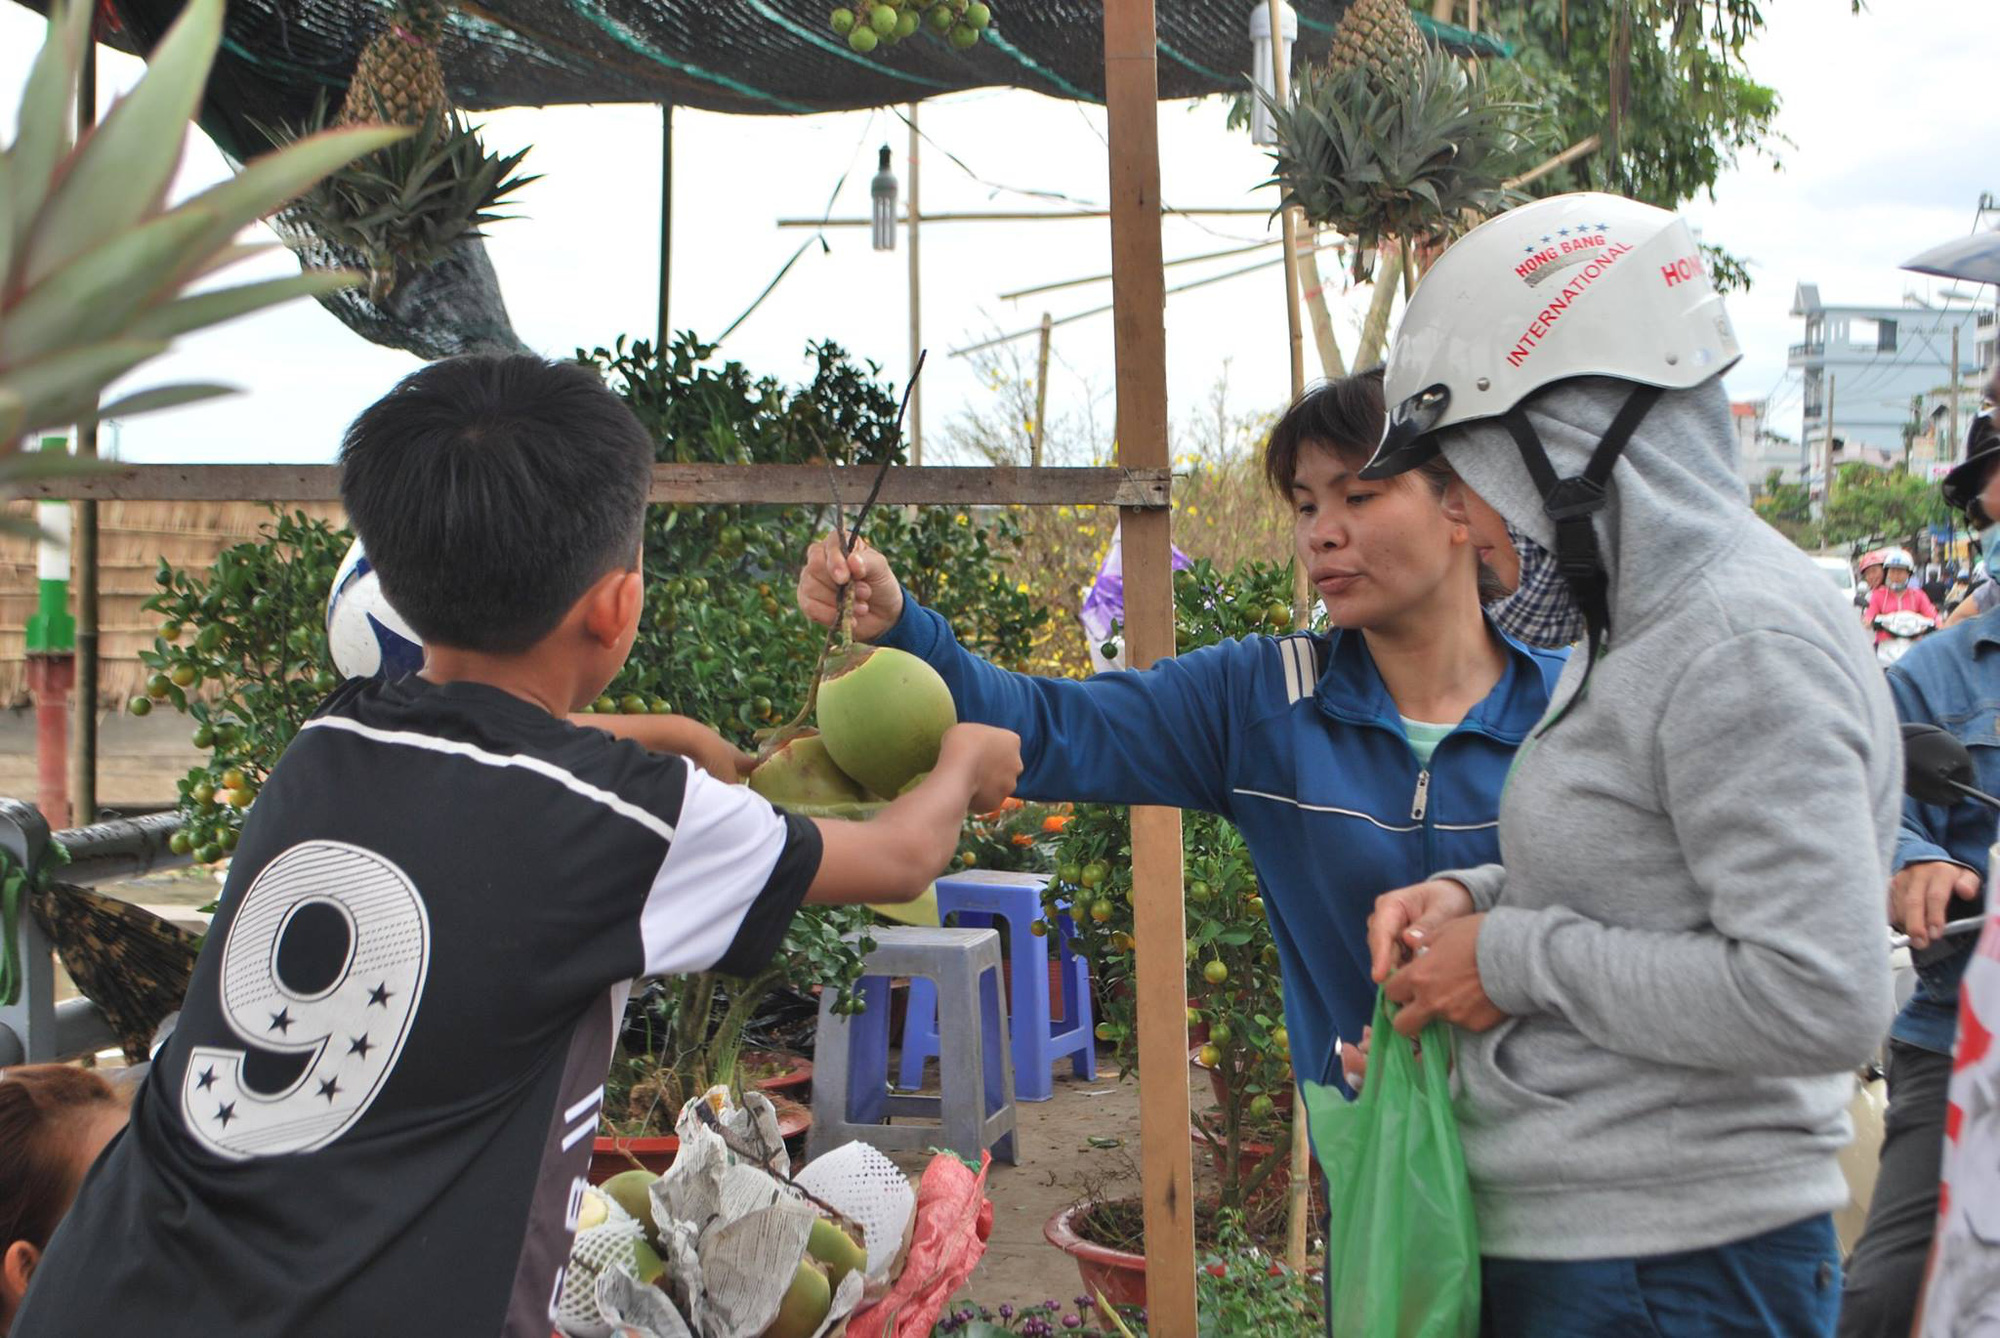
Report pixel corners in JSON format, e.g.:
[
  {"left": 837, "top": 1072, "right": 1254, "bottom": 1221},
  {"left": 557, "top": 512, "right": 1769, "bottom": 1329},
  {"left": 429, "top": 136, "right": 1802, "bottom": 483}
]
[{"left": 326, "top": 538, "right": 423, "bottom": 680}]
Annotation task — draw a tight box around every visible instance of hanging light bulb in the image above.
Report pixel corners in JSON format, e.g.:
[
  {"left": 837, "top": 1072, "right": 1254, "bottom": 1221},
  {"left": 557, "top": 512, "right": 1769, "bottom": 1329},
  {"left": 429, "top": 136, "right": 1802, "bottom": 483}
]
[
  {"left": 871, "top": 145, "right": 899, "bottom": 252},
  {"left": 1248, "top": 1, "right": 1298, "bottom": 147}
]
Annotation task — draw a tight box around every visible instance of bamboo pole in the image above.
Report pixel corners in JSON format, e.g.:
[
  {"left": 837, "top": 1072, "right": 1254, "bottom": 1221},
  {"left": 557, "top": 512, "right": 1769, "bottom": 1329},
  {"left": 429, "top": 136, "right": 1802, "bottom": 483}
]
[
  {"left": 1355, "top": 245, "right": 1404, "bottom": 370},
  {"left": 1032, "top": 313, "right": 1053, "bottom": 469},
  {"left": 908, "top": 103, "right": 924, "bottom": 465},
  {"left": 777, "top": 207, "right": 1268, "bottom": 227},
  {"left": 1104, "top": 0, "right": 1196, "bottom": 1332},
  {"left": 1295, "top": 229, "right": 1346, "bottom": 379},
  {"left": 1267, "top": 0, "right": 1316, "bottom": 1274},
  {"left": 657, "top": 103, "right": 672, "bottom": 351}
]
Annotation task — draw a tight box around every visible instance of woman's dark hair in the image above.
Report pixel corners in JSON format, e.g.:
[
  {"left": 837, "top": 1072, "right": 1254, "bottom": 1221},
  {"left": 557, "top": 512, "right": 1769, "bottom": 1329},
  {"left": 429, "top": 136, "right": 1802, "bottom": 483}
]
[
  {"left": 338, "top": 354, "right": 656, "bottom": 655},
  {"left": 1263, "top": 368, "right": 1453, "bottom": 496},
  {"left": 0, "top": 1064, "right": 124, "bottom": 1252}
]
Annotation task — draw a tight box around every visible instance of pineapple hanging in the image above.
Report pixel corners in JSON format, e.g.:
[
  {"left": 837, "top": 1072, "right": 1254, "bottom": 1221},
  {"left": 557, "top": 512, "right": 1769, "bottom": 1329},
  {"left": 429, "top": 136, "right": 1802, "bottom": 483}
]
[
  {"left": 1326, "top": 0, "right": 1426, "bottom": 84},
  {"left": 1260, "top": 0, "right": 1546, "bottom": 280},
  {"left": 269, "top": 0, "right": 534, "bottom": 307},
  {"left": 337, "top": 0, "right": 452, "bottom": 127}
]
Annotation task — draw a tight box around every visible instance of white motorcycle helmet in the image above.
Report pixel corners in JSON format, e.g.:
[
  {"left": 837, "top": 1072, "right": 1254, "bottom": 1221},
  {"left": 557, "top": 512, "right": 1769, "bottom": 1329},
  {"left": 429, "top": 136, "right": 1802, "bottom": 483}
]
[
  {"left": 1362, "top": 192, "right": 1742, "bottom": 662},
  {"left": 1880, "top": 547, "right": 1916, "bottom": 586}
]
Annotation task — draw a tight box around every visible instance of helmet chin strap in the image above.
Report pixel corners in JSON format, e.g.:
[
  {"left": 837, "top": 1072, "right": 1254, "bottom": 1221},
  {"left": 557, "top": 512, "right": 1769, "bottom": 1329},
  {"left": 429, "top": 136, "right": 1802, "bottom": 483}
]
[{"left": 1499, "top": 385, "right": 1663, "bottom": 726}]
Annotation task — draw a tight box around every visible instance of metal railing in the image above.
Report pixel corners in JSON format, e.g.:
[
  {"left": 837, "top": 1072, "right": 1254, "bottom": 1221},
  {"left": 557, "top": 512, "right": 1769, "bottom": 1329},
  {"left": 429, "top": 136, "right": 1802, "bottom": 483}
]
[
  {"left": 1790, "top": 341, "right": 1825, "bottom": 359},
  {"left": 0, "top": 799, "right": 191, "bottom": 1067}
]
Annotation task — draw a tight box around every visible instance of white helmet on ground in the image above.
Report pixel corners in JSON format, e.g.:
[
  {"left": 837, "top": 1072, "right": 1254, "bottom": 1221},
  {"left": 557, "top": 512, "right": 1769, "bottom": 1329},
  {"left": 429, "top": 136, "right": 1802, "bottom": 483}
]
[{"left": 1361, "top": 192, "right": 1742, "bottom": 671}]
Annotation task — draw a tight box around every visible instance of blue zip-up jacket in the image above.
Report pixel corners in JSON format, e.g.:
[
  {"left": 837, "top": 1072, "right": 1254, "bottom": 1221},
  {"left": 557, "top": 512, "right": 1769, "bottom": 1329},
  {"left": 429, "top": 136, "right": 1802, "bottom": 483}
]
[
  {"left": 878, "top": 600, "right": 1566, "bottom": 1092},
  {"left": 1883, "top": 611, "right": 2000, "bottom": 1055}
]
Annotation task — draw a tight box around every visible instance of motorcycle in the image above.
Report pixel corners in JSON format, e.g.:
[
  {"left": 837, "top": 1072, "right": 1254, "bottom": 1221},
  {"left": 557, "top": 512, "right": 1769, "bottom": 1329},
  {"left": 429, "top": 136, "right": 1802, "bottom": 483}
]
[{"left": 1875, "top": 608, "right": 1938, "bottom": 667}]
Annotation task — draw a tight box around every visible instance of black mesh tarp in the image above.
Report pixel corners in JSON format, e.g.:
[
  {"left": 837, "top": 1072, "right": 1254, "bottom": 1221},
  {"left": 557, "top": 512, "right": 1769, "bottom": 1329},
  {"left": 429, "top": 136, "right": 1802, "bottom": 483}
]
[{"left": 47, "top": 1, "right": 1504, "bottom": 156}]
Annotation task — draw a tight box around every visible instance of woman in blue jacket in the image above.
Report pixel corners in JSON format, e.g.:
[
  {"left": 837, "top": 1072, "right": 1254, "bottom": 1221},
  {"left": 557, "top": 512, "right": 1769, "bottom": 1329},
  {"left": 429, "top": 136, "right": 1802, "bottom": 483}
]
[{"left": 796, "top": 369, "right": 1564, "bottom": 1123}]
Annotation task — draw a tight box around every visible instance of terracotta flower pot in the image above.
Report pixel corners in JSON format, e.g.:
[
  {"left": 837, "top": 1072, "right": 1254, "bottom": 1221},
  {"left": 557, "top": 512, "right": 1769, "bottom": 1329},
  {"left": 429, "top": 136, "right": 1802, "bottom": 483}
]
[
  {"left": 742, "top": 1049, "right": 814, "bottom": 1100},
  {"left": 589, "top": 1095, "right": 813, "bottom": 1184},
  {"left": 1045, "top": 1202, "right": 1149, "bottom": 1308}
]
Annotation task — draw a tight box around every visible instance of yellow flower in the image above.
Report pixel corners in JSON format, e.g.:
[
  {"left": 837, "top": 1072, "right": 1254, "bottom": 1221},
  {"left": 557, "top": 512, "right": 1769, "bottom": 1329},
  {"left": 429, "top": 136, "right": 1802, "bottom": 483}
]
[
  {"left": 1017, "top": 582, "right": 1030, "bottom": 594},
  {"left": 955, "top": 513, "right": 968, "bottom": 525}
]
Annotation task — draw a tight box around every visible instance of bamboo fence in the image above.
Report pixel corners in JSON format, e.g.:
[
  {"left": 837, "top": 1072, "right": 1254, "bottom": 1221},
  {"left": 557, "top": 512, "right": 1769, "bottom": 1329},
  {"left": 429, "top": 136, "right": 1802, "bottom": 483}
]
[{"left": 0, "top": 500, "right": 346, "bottom": 708}]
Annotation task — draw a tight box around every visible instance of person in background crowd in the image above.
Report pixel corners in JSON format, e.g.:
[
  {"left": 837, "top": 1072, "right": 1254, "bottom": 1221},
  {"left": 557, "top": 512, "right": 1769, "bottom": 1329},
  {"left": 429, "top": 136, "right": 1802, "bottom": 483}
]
[
  {"left": 0, "top": 1065, "right": 129, "bottom": 1335},
  {"left": 1840, "top": 402, "right": 2000, "bottom": 1337},
  {"left": 1862, "top": 549, "right": 1939, "bottom": 644},
  {"left": 1858, "top": 549, "right": 1889, "bottom": 608},
  {"left": 1941, "top": 408, "right": 2000, "bottom": 630}
]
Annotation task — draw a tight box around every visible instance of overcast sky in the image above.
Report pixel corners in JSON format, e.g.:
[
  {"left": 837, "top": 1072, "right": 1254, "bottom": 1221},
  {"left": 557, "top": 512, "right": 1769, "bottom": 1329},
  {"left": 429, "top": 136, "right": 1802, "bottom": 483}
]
[{"left": 2, "top": 0, "right": 1990, "bottom": 463}]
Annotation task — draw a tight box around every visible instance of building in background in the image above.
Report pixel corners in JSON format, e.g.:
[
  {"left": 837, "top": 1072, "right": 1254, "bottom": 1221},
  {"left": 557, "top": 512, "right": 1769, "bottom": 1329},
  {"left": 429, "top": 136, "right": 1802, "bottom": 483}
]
[
  {"left": 1731, "top": 399, "right": 1799, "bottom": 489},
  {"left": 1789, "top": 285, "right": 1992, "bottom": 502}
]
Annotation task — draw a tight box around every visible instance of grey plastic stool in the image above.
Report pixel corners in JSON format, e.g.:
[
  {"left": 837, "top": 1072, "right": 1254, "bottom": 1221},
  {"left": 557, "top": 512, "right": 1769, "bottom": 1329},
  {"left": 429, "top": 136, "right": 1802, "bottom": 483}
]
[{"left": 807, "top": 926, "right": 1018, "bottom": 1165}]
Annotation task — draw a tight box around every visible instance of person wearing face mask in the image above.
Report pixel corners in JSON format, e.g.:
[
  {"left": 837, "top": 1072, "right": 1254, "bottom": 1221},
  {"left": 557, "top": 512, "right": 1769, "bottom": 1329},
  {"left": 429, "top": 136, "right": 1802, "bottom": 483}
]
[
  {"left": 1940, "top": 408, "right": 2000, "bottom": 630},
  {"left": 796, "top": 369, "right": 1564, "bottom": 1270},
  {"left": 1861, "top": 548, "right": 1938, "bottom": 644},
  {"left": 1361, "top": 192, "right": 1899, "bottom": 1335},
  {"left": 1839, "top": 393, "right": 2000, "bottom": 1338}
]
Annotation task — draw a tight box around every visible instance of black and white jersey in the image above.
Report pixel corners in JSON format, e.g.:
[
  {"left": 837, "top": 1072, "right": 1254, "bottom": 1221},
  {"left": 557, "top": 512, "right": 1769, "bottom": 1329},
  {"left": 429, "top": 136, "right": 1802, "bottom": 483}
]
[{"left": 17, "top": 676, "right": 820, "bottom": 1338}]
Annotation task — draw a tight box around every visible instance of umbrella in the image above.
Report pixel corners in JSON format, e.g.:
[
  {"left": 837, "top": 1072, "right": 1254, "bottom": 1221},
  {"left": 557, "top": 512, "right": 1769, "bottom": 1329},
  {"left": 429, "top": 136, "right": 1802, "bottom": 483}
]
[
  {"left": 29, "top": 882, "right": 201, "bottom": 1064},
  {"left": 1902, "top": 232, "right": 2000, "bottom": 286}
]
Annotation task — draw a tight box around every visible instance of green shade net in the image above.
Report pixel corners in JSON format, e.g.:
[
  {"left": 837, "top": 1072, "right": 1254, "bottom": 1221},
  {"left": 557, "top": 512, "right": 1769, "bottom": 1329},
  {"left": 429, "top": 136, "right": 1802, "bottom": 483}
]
[{"left": 15, "top": 0, "right": 1506, "bottom": 358}]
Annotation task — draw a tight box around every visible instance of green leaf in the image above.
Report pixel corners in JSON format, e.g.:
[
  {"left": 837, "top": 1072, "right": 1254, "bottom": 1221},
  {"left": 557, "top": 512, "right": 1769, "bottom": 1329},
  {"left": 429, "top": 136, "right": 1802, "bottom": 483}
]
[
  {"left": 97, "top": 382, "right": 237, "bottom": 420},
  {"left": 126, "top": 270, "right": 361, "bottom": 343},
  {"left": 172, "top": 124, "right": 410, "bottom": 268},
  {"left": 22, "top": 0, "right": 222, "bottom": 287},
  {"left": 5, "top": 0, "right": 91, "bottom": 262},
  {"left": 0, "top": 207, "right": 216, "bottom": 362},
  {"left": 0, "top": 338, "right": 167, "bottom": 439}
]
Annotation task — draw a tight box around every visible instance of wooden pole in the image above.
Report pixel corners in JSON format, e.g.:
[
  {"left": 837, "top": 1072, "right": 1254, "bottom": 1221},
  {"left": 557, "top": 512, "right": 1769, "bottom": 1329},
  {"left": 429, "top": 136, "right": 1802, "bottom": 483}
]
[
  {"left": 908, "top": 103, "right": 923, "bottom": 465},
  {"left": 1032, "top": 312, "right": 1053, "bottom": 469},
  {"left": 657, "top": 103, "right": 672, "bottom": 351},
  {"left": 1104, "top": 1, "right": 1196, "bottom": 1333},
  {"left": 71, "top": 21, "right": 99, "bottom": 827}
]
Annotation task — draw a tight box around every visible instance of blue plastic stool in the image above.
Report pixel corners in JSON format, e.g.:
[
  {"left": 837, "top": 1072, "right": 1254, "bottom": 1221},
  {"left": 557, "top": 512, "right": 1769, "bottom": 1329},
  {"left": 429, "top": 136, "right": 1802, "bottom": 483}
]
[
  {"left": 897, "top": 869, "right": 1097, "bottom": 1101},
  {"left": 808, "top": 927, "right": 1017, "bottom": 1165}
]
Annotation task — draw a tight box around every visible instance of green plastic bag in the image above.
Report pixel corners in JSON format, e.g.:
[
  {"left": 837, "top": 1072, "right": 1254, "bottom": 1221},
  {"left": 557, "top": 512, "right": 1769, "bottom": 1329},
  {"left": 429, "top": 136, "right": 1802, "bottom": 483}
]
[{"left": 1303, "top": 989, "right": 1479, "bottom": 1337}]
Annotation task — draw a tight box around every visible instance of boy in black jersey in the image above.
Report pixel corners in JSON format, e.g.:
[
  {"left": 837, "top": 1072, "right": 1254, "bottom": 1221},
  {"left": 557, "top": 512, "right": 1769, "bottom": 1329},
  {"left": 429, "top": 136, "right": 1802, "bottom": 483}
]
[{"left": 15, "top": 355, "right": 1022, "bottom": 1338}]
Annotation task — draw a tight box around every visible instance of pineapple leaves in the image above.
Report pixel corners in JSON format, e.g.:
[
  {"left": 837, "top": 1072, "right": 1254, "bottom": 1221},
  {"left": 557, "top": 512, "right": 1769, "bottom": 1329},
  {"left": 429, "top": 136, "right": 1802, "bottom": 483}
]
[{"left": 1262, "top": 46, "right": 1548, "bottom": 278}]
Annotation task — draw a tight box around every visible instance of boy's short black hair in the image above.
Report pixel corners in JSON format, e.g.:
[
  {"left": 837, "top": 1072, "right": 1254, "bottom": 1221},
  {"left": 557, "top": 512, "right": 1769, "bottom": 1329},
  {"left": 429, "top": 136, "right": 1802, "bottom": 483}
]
[{"left": 338, "top": 354, "right": 655, "bottom": 655}]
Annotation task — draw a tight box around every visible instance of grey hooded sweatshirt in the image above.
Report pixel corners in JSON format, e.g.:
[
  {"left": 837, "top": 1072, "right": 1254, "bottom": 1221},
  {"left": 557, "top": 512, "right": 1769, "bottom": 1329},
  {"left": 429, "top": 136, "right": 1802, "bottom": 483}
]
[{"left": 1431, "top": 376, "right": 1899, "bottom": 1261}]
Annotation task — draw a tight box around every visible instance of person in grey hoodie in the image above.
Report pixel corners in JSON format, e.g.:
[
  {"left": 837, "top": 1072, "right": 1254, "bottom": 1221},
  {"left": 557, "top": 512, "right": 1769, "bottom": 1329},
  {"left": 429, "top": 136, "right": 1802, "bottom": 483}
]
[{"left": 1359, "top": 193, "right": 1900, "bottom": 1336}]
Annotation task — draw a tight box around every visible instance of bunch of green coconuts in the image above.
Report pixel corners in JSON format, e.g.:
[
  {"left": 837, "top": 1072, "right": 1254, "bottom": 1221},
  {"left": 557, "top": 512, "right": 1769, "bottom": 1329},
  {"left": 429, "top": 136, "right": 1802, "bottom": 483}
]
[{"left": 828, "top": 0, "right": 992, "bottom": 54}]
